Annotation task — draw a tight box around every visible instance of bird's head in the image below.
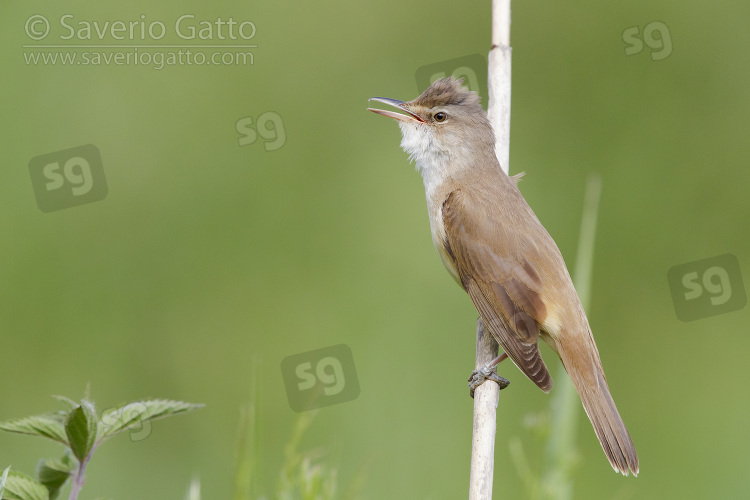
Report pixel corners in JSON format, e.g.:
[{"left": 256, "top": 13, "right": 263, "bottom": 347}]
[{"left": 368, "top": 77, "right": 495, "bottom": 178}]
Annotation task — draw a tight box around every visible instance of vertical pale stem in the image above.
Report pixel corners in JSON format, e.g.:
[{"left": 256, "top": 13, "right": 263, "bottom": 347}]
[
  {"left": 469, "top": 2, "right": 512, "bottom": 499},
  {"left": 488, "top": 0, "right": 512, "bottom": 174},
  {"left": 469, "top": 319, "right": 501, "bottom": 500}
]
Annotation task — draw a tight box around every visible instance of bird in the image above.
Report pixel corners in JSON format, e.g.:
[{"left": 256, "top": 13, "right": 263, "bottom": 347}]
[{"left": 367, "top": 77, "right": 638, "bottom": 476}]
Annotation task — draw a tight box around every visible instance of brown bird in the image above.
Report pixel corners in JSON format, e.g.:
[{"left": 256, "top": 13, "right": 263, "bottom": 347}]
[{"left": 368, "top": 77, "right": 638, "bottom": 476}]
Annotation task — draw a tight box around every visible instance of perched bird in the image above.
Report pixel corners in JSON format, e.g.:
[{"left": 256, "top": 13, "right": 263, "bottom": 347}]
[{"left": 368, "top": 77, "right": 638, "bottom": 476}]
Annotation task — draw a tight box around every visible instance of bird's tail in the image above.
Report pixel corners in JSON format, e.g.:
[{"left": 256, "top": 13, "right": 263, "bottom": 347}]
[{"left": 558, "top": 342, "right": 639, "bottom": 476}]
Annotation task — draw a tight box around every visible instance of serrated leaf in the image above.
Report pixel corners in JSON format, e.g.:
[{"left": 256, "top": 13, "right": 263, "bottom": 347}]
[
  {"left": 0, "top": 466, "right": 10, "bottom": 498},
  {"left": 65, "top": 401, "right": 98, "bottom": 462},
  {"left": 50, "top": 396, "right": 77, "bottom": 410},
  {"left": 0, "top": 413, "right": 68, "bottom": 446},
  {"left": 98, "top": 399, "right": 203, "bottom": 441},
  {"left": 36, "top": 455, "right": 75, "bottom": 500},
  {"left": 3, "top": 470, "right": 49, "bottom": 500}
]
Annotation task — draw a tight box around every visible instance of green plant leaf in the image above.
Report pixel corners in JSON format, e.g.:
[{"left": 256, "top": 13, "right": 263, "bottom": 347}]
[
  {"left": 0, "top": 413, "right": 68, "bottom": 446},
  {"left": 98, "top": 399, "right": 204, "bottom": 441},
  {"left": 2, "top": 470, "right": 49, "bottom": 500},
  {"left": 50, "top": 396, "right": 77, "bottom": 410},
  {"left": 0, "top": 466, "right": 10, "bottom": 498},
  {"left": 185, "top": 476, "right": 201, "bottom": 500},
  {"left": 36, "top": 455, "right": 75, "bottom": 500},
  {"left": 65, "top": 400, "right": 98, "bottom": 462}
]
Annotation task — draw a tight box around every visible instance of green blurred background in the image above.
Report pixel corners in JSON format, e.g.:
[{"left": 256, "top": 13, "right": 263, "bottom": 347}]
[{"left": 2, "top": 1, "right": 750, "bottom": 498}]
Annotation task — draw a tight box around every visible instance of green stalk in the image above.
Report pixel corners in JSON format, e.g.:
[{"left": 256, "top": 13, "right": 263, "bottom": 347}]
[{"left": 540, "top": 173, "right": 602, "bottom": 500}]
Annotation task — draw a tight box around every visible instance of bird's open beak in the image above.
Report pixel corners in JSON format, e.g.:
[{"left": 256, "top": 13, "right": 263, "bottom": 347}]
[{"left": 367, "top": 97, "right": 425, "bottom": 123}]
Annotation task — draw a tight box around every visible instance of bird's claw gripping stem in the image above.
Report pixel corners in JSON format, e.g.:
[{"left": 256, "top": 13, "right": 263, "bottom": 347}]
[{"left": 468, "top": 365, "right": 510, "bottom": 398}]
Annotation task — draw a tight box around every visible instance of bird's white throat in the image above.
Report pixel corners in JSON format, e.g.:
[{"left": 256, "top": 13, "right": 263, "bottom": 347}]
[{"left": 398, "top": 122, "right": 452, "bottom": 197}]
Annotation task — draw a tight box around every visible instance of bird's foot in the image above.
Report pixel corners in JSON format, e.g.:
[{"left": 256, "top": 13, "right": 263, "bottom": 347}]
[{"left": 468, "top": 365, "right": 510, "bottom": 398}]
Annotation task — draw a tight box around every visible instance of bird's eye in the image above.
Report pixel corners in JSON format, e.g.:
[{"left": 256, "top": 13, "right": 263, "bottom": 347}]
[{"left": 434, "top": 112, "right": 447, "bottom": 122}]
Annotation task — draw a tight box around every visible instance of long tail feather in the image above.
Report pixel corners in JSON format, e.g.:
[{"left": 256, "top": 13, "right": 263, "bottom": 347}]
[{"left": 558, "top": 343, "right": 639, "bottom": 476}]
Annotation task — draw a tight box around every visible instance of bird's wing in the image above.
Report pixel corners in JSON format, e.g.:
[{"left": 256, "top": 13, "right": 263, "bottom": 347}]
[{"left": 442, "top": 188, "right": 553, "bottom": 392}]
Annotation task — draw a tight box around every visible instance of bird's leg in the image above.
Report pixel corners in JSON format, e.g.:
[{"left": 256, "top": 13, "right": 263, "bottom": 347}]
[{"left": 468, "top": 352, "right": 510, "bottom": 398}]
